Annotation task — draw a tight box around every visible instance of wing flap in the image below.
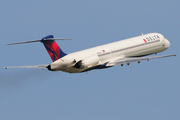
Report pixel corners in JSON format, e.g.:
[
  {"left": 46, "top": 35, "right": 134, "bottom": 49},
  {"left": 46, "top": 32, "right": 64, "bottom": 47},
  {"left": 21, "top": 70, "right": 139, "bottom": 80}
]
[{"left": 106, "top": 54, "right": 176, "bottom": 66}]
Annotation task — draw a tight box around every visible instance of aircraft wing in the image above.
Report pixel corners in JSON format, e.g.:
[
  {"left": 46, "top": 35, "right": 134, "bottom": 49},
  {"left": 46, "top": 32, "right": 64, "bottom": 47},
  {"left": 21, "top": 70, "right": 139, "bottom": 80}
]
[
  {"left": 3, "top": 64, "right": 49, "bottom": 69},
  {"left": 106, "top": 54, "right": 176, "bottom": 66}
]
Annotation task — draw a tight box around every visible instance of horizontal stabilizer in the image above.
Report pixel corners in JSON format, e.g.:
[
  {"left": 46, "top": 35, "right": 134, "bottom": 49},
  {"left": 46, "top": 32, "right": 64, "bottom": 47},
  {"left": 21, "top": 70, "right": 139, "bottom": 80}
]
[
  {"left": 7, "top": 40, "right": 41, "bottom": 45},
  {"left": 7, "top": 36, "right": 72, "bottom": 45}
]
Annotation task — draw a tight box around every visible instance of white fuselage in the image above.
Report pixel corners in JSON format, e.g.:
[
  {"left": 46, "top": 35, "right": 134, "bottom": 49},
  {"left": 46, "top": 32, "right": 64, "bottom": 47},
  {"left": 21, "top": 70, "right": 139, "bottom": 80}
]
[{"left": 49, "top": 33, "right": 170, "bottom": 73}]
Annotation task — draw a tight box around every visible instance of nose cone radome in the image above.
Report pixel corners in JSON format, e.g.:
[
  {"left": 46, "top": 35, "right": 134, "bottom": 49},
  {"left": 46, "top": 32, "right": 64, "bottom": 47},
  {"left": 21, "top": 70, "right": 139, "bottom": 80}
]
[{"left": 164, "top": 39, "right": 170, "bottom": 49}]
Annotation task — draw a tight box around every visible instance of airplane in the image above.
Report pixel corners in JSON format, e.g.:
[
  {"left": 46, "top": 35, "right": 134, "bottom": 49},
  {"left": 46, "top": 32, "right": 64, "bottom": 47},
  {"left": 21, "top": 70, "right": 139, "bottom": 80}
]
[{"left": 4, "top": 33, "right": 176, "bottom": 73}]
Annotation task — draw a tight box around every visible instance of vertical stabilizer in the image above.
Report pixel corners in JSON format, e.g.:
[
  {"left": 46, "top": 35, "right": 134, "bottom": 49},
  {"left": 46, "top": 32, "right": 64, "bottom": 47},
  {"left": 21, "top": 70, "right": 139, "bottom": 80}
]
[{"left": 41, "top": 35, "right": 67, "bottom": 62}]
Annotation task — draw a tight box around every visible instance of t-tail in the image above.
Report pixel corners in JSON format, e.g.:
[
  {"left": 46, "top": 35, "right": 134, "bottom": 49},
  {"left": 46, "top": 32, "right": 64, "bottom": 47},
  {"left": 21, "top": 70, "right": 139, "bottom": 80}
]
[
  {"left": 41, "top": 35, "right": 67, "bottom": 62},
  {"left": 7, "top": 35, "right": 72, "bottom": 62}
]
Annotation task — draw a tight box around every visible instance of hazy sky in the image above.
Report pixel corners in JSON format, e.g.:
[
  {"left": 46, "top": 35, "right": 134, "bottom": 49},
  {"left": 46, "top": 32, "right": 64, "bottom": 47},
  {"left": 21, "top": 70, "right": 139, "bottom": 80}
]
[{"left": 0, "top": 0, "right": 180, "bottom": 120}]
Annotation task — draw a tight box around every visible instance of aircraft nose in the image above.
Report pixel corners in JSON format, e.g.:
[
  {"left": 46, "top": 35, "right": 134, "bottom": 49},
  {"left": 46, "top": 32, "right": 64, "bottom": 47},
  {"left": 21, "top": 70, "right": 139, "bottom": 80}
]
[{"left": 164, "top": 39, "right": 170, "bottom": 49}]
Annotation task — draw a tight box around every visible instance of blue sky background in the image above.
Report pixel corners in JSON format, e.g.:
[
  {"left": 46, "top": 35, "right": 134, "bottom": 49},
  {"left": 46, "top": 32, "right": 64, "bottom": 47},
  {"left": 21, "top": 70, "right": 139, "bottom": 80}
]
[{"left": 0, "top": 0, "right": 180, "bottom": 120}]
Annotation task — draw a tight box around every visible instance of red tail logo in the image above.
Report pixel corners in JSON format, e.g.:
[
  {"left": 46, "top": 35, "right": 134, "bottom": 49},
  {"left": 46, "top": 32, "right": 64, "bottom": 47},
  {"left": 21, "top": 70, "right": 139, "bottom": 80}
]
[{"left": 41, "top": 35, "right": 67, "bottom": 62}]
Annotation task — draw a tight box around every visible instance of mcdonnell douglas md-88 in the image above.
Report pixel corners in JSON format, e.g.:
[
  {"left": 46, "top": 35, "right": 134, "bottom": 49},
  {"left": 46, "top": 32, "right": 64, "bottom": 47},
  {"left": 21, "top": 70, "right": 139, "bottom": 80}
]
[{"left": 4, "top": 33, "right": 176, "bottom": 73}]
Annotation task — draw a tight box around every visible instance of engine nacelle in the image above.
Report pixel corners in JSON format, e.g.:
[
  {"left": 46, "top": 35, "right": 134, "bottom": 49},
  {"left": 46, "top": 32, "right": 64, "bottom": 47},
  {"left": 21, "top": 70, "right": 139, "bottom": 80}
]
[
  {"left": 74, "top": 55, "right": 99, "bottom": 69},
  {"left": 48, "top": 55, "right": 76, "bottom": 71}
]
